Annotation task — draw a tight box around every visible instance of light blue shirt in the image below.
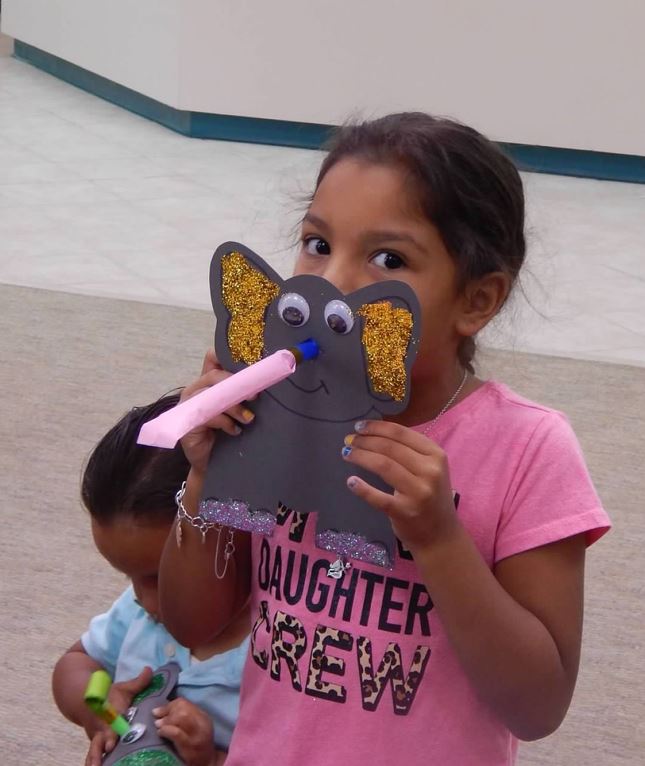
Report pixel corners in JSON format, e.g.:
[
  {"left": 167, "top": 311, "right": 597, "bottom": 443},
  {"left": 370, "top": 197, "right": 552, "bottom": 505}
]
[{"left": 81, "top": 586, "right": 248, "bottom": 750}]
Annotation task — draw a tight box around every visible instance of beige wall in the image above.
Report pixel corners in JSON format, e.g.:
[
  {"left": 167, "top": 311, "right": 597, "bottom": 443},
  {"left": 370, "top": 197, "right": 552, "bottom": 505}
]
[
  {"left": 2, "top": 0, "right": 181, "bottom": 106},
  {"left": 4, "top": 0, "right": 645, "bottom": 155}
]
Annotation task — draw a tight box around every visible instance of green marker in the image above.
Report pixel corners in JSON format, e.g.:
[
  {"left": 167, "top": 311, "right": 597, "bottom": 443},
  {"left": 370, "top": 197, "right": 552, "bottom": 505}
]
[{"left": 84, "top": 670, "right": 131, "bottom": 737}]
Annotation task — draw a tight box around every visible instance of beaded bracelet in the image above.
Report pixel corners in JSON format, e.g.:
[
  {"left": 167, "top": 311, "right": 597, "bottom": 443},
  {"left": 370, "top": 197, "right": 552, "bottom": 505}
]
[{"left": 174, "top": 481, "right": 235, "bottom": 579}]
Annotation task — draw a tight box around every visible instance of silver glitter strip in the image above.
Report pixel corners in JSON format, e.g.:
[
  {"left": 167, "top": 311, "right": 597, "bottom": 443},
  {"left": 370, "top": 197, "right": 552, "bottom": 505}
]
[
  {"left": 316, "top": 530, "right": 392, "bottom": 569},
  {"left": 199, "top": 499, "right": 276, "bottom": 536}
]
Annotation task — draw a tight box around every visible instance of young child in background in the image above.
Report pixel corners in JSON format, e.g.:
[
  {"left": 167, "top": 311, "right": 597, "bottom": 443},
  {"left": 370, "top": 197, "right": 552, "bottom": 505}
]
[
  {"left": 159, "top": 113, "right": 611, "bottom": 765},
  {"left": 52, "top": 394, "right": 249, "bottom": 766}
]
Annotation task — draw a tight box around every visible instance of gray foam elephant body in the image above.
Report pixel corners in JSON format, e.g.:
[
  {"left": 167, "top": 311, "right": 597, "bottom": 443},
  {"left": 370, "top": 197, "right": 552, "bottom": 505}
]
[{"left": 201, "top": 242, "right": 421, "bottom": 567}]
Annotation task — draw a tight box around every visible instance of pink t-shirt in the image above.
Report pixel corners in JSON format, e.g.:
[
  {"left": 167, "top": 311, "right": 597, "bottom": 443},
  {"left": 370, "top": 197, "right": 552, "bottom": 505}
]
[{"left": 226, "top": 382, "right": 610, "bottom": 765}]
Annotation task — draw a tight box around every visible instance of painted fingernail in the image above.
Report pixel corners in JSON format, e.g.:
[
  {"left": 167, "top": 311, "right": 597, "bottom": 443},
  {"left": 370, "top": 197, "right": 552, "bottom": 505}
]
[
  {"left": 343, "top": 434, "right": 355, "bottom": 446},
  {"left": 233, "top": 425, "right": 242, "bottom": 436},
  {"left": 347, "top": 476, "right": 358, "bottom": 489},
  {"left": 341, "top": 445, "right": 352, "bottom": 458},
  {"left": 242, "top": 408, "right": 255, "bottom": 422},
  {"left": 355, "top": 420, "right": 368, "bottom": 433}
]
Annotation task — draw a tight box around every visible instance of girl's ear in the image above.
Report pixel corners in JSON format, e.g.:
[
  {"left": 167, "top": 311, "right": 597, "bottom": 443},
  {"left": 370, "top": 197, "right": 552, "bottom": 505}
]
[{"left": 456, "top": 272, "right": 511, "bottom": 338}]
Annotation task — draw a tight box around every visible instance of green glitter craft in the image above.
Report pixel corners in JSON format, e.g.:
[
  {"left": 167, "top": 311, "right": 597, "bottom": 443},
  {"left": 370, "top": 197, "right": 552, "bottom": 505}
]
[
  {"left": 112, "top": 750, "right": 181, "bottom": 766},
  {"left": 132, "top": 673, "right": 165, "bottom": 704}
]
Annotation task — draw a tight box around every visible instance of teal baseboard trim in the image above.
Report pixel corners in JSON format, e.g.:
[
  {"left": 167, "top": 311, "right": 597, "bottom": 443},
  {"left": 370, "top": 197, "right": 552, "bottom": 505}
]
[
  {"left": 189, "top": 111, "right": 333, "bottom": 149},
  {"left": 500, "top": 142, "right": 645, "bottom": 185},
  {"left": 13, "top": 39, "right": 333, "bottom": 149},
  {"left": 14, "top": 40, "right": 192, "bottom": 134},
  {"left": 13, "top": 40, "right": 645, "bottom": 183}
]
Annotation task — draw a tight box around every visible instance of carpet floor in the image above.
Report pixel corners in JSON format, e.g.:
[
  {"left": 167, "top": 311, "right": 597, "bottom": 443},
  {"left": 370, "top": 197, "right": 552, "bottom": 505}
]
[{"left": 1, "top": 284, "right": 642, "bottom": 764}]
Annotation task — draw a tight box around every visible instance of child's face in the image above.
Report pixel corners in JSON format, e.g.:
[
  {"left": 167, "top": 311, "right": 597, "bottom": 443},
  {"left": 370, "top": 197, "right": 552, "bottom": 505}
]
[
  {"left": 91, "top": 518, "right": 169, "bottom": 622},
  {"left": 295, "top": 159, "right": 467, "bottom": 380}
]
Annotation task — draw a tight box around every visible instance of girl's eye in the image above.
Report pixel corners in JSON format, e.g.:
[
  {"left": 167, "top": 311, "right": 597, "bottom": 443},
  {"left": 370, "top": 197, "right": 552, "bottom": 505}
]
[
  {"left": 324, "top": 300, "right": 354, "bottom": 335},
  {"left": 304, "top": 237, "right": 331, "bottom": 256},
  {"left": 371, "top": 251, "right": 404, "bottom": 270},
  {"left": 278, "top": 292, "right": 310, "bottom": 327}
]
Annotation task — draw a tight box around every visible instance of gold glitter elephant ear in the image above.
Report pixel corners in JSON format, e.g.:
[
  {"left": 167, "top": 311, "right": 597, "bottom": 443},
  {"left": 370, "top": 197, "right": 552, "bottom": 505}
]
[
  {"left": 210, "top": 242, "right": 283, "bottom": 370},
  {"left": 357, "top": 300, "right": 414, "bottom": 403},
  {"left": 345, "top": 280, "right": 421, "bottom": 414}
]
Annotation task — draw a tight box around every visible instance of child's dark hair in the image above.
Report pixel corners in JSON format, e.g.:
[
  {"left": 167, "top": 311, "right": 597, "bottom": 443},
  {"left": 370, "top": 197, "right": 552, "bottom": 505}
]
[
  {"left": 316, "top": 113, "right": 526, "bottom": 370},
  {"left": 81, "top": 392, "right": 189, "bottom": 526}
]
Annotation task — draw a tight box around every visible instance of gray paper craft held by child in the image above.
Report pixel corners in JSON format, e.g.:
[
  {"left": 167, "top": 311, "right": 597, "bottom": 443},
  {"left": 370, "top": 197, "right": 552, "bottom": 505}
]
[{"left": 197, "top": 241, "right": 421, "bottom": 568}]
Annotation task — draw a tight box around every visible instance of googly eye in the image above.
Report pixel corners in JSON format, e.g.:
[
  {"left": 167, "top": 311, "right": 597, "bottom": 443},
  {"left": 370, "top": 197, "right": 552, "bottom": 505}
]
[
  {"left": 278, "top": 293, "right": 310, "bottom": 327},
  {"left": 122, "top": 723, "right": 146, "bottom": 744},
  {"left": 324, "top": 300, "right": 354, "bottom": 334}
]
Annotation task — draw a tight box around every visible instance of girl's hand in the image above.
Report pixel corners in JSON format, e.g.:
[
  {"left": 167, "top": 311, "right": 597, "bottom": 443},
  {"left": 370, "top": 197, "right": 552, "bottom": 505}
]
[
  {"left": 105, "top": 666, "right": 154, "bottom": 721},
  {"left": 153, "top": 697, "right": 216, "bottom": 766},
  {"left": 85, "top": 729, "right": 117, "bottom": 766},
  {"left": 84, "top": 667, "right": 153, "bottom": 766},
  {"left": 181, "top": 349, "right": 255, "bottom": 475},
  {"left": 342, "top": 420, "right": 459, "bottom": 555}
]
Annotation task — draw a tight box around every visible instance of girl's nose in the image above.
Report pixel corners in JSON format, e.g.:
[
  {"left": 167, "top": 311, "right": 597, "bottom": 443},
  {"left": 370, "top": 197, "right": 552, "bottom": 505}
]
[{"left": 320, "top": 260, "right": 363, "bottom": 296}]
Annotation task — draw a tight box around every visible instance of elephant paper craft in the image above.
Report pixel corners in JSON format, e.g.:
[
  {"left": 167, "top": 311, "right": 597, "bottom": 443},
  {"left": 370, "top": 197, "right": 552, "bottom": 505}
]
[
  {"left": 90, "top": 663, "right": 185, "bottom": 766},
  {"left": 199, "top": 242, "right": 421, "bottom": 568}
]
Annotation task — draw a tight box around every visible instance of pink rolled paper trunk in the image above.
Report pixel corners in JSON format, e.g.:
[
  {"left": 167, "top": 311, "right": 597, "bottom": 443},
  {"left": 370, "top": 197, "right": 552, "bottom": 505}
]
[{"left": 137, "top": 349, "right": 297, "bottom": 449}]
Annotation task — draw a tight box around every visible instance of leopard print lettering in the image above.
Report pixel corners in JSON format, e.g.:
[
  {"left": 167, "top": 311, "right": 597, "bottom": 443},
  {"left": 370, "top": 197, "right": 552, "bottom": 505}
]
[
  {"left": 356, "top": 637, "right": 431, "bottom": 715},
  {"left": 305, "top": 625, "right": 354, "bottom": 703},
  {"left": 270, "top": 610, "right": 307, "bottom": 691},
  {"left": 251, "top": 600, "right": 271, "bottom": 669}
]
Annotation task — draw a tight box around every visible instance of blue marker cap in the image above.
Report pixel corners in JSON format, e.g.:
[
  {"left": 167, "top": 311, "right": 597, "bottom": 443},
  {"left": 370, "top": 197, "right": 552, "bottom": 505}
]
[{"left": 293, "top": 338, "right": 319, "bottom": 362}]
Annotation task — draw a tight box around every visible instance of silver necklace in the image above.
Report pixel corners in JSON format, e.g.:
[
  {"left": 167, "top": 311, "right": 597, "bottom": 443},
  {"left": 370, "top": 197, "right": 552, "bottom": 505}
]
[{"left": 423, "top": 368, "right": 469, "bottom": 435}]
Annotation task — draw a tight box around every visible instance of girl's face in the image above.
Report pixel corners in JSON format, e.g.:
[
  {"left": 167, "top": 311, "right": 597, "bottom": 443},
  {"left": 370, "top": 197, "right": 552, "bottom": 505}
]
[
  {"left": 91, "top": 518, "right": 170, "bottom": 622},
  {"left": 295, "top": 159, "right": 467, "bottom": 381}
]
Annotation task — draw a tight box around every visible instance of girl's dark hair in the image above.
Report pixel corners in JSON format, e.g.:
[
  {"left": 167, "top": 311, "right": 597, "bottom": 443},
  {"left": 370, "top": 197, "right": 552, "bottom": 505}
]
[
  {"left": 316, "top": 113, "right": 526, "bottom": 371},
  {"left": 81, "top": 392, "right": 189, "bottom": 526}
]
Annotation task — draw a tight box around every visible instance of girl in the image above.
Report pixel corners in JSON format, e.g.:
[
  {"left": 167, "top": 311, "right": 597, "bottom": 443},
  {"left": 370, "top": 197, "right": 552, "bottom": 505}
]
[
  {"left": 52, "top": 394, "right": 249, "bottom": 766},
  {"left": 159, "top": 113, "right": 610, "bottom": 765}
]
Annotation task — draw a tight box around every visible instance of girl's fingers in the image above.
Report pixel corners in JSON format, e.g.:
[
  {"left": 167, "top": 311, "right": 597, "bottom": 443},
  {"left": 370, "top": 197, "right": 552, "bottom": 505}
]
[
  {"left": 200, "top": 413, "right": 243, "bottom": 437},
  {"left": 85, "top": 738, "right": 98, "bottom": 766},
  {"left": 200, "top": 349, "right": 257, "bottom": 400},
  {"left": 112, "top": 666, "right": 153, "bottom": 698},
  {"left": 86, "top": 733, "right": 113, "bottom": 766},
  {"left": 181, "top": 369, "right": 231, "bottom": 402},
  {"left": 226, "top": 403, "right": 255, "bottom": 427},
  {"left": 156, "top": 722, "right": 189, "bottom": 749},
  {"left": 199, "top": 410, "right": 255, "bottom": 436},
  {"left": 153, "top": 698, "right": 200, "bottom": 734},
  {"left": 346, "top": 475, "right": 400, "bottom": 515},
  {"left": 201, "top": 348, "right": 222, "bottom": 375},
  {"left": 182, "top": 369, "right": 256, "bottom": 429},
  {"left": 196, "top": 397, "right": 254, "bottom": 428},
  {"left": 343, "top": 441, "right": 424, "bottom": 497},
  {"left": 354, "top": 419, "right": 439, "bottom": 454},
  {"left": 345, "top": 433, "right": 435, "bottom": 478}
]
